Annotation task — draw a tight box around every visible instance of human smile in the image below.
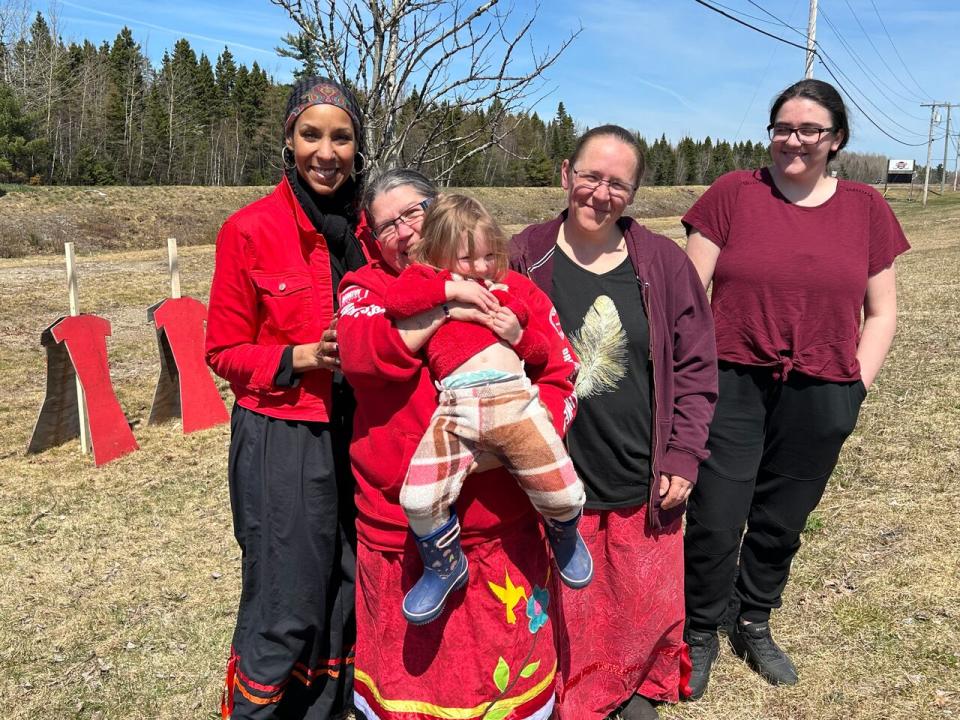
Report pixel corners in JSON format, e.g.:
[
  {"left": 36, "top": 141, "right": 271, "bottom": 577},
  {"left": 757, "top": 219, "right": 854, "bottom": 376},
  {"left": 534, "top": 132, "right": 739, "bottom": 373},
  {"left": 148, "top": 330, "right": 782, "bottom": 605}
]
[{"left": 309, "top": 165, "right": 341, "bottom": 183}]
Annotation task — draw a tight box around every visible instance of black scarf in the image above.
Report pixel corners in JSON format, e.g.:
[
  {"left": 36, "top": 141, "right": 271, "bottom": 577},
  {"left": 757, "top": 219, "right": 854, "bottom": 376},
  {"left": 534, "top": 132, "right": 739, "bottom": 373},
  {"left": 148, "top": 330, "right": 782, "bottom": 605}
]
[{"left": 286, "top": 166, "right": 367, "bottom": 307}]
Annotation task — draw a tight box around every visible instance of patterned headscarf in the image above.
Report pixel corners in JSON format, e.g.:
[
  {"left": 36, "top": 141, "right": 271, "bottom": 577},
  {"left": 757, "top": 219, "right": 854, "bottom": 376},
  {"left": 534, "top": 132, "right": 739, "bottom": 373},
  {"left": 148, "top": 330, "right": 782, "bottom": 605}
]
[{"left": 284, "top": 75, "right": 363, "bottom": 141}]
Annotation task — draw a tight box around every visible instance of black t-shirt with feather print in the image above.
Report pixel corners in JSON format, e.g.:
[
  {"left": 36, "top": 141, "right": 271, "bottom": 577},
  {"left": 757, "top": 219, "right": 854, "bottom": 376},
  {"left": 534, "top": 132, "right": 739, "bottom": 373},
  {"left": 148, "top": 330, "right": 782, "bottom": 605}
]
[{"left": 551, "top": 250, "right": 652, "bottom": 508}]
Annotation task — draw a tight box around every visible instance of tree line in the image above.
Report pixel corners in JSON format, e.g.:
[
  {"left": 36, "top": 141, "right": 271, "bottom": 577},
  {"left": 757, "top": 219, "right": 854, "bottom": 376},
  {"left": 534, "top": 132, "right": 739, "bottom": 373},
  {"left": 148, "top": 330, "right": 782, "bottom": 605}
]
[{"left": 0, "top": 10, "right": 892, "bottom": 188}]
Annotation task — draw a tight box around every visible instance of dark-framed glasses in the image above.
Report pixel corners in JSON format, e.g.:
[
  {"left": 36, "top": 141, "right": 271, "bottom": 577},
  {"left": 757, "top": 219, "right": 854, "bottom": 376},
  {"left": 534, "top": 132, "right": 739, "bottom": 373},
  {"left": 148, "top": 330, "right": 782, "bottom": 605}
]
[
  {"left": 767, "top": 124, "right": 835, "bottom": 144},
  {"left": 571, "top": 169, "right": 636, "bottom": 198},
  {"left": 372, "top": 198, "right": 431, "bottom": 240}
]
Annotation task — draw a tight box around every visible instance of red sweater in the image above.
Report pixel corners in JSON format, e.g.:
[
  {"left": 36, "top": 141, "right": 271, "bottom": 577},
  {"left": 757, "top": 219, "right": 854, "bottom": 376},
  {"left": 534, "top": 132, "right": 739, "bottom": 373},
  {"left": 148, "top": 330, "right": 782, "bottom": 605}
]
[
  {"left": 205, "top": 177, "right": 368, "bottom": 421},
  {"left": 337, "top": 260, "right": 579, "bottom": 551},
  {"left": 381, "top": 265, "right": 549, "bottom": 378}
]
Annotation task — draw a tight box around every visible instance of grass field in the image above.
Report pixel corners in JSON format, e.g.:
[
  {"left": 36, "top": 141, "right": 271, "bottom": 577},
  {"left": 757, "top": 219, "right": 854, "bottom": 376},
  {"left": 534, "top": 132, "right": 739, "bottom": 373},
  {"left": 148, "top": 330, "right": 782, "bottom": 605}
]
[
  {"left": 0, "top": 185, "right": 957, "bottom": 719},
  {"left": 0, "top": 183, "right": 704, "bottom": 258}
]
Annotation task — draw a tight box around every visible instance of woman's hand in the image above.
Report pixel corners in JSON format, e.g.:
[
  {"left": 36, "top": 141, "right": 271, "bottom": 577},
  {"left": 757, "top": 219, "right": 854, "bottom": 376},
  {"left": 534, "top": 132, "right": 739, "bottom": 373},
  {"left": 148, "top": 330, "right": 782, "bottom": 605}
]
[
  {"left": 292, "top": 316, "right": 341, "bottom": 371},
  {"left": 491, "top": 307, "right": 522, "bottom": 345},
  {"left": 659, "top": 473, "right": 693, "bottom": 510},
  {"left": 445, "top": 279, "right": 500, "bottom": 313}
]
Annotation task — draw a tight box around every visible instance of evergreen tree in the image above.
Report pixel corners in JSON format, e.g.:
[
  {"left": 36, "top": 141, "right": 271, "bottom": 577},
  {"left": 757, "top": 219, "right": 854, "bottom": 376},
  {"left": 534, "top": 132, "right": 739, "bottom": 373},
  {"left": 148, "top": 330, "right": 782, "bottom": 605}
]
[
  {"left": 676, "top": 136, "right": 698, "bottom": 185},
  {"left": 524, "top": 147, "right": 553, "bottom": 186},
  {"left": 709, "top": 141, "right": 735, "bottom": 182},
  {"left": 106, "top": 28, "right": 146, "bottom": 180},
  {"left": 653, "top": 134, "right": 675, "bottom": 186},
  {"left": 549, "top": 101, "right": 576, "bottom": 183},
  {"left": 0, "top": 81, "right": 35, "bottom": 181},
  {"left": 276, "top": 31, "right": 320, "bottom": 80}
]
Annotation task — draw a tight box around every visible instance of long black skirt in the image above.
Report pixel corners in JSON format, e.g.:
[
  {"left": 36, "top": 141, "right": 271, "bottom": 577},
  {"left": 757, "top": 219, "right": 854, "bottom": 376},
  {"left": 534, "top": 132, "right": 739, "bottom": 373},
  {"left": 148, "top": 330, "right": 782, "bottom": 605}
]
[{"left": 221, "top": 402, "right": 356, "bottom": 720}]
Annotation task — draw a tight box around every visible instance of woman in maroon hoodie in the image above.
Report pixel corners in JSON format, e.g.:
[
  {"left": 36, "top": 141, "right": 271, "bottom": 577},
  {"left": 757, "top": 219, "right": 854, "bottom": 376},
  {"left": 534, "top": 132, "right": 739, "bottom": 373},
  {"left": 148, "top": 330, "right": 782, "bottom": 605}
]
[
  {"left": 337, "top": 169, "right": 580, "bottom": 719},
  {"left": 510, "top": 125, "right": 718, "bottom": 720}
]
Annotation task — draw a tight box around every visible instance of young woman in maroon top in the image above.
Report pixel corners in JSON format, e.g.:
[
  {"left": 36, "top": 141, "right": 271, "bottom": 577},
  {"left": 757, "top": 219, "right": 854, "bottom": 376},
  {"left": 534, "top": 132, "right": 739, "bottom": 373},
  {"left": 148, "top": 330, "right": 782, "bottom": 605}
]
[
  {"left": 681, "top": 79, "right": 909, "bottom": 698},
  {"left": 511, "top": 126, "right": 718, "bottom": 720}
]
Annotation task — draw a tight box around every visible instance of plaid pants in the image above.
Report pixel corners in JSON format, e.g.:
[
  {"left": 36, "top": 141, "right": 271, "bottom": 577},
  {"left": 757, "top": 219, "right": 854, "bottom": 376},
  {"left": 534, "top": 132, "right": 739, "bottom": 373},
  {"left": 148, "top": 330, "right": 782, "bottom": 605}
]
[{"left": 401, "top": 377, "right": 585, "bottom": 537}]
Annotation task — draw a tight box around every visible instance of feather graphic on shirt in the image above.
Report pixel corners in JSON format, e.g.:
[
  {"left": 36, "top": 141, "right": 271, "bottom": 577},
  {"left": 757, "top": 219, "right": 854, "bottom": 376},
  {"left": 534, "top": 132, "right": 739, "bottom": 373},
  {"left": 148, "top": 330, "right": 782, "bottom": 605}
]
[{"left": 570, "top": 294, "right": 628, "bottom": 399}]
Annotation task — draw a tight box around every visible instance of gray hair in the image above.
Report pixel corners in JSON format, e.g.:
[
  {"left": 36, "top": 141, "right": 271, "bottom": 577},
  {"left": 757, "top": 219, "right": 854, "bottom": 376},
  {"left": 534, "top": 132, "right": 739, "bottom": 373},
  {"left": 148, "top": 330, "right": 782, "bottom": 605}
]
[{"left": 361, "top": 168, "right": 438, "bottom": 220}]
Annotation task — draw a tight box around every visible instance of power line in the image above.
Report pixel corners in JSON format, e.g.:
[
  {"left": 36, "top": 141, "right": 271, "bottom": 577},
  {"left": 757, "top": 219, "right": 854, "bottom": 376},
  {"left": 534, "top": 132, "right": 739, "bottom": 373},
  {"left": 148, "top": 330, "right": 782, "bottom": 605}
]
[
  {"left": 815, "top": 41, "right": 927, "bottom": 137},
  {"left": 743, "top": 0, "right": 807, "bottom": 38},
  {"left": 839, "top": 0, "right": 928, "bottom": 103},
  {"left": 691, "top": 0, "right": 933, "bottom": 148},
  {"left": 817, "top": 5, "right": 928, "bottom": 121},
  {"left": 691, "top": 0, "right": 811, "bottom": 52},
  {"left": 867, "top": 0, "right": 933, "bottom": 101},
  {"left": 705, "top": 0, "right": 804, "bottom": 33},
  {"left": 732, "top": 0, "right": 802, "bottom": 142},
  {"left": 816, "top": 54, "right": 933, "bottom": 147}
]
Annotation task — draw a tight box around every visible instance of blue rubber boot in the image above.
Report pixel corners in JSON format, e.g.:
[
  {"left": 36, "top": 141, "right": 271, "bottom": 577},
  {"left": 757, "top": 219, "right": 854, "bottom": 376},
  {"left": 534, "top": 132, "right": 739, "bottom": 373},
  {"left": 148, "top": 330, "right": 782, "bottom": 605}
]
[
  {"left": 545, "top": 512, "right": 593, "bottom": 589},
  {"left": 402, "top": 512, "right": 469, "bottom": 625}
]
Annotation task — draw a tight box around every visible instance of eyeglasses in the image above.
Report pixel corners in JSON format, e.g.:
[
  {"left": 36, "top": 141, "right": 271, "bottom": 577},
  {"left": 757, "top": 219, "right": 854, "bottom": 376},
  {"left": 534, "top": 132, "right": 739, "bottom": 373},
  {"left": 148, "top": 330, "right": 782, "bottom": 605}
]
[
  {"left": 571, "top": 169, "right": 636, "bottom": 198},
  {"left": 372, "top": 199, "right": 430, "bottom": 240},
  {"left": 767, "top": 124, "right": 836, "bottom": 144}
]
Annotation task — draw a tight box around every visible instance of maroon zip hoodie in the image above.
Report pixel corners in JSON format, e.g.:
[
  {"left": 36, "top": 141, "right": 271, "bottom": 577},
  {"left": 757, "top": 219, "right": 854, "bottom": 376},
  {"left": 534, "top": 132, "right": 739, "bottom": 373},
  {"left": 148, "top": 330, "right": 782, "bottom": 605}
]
[{"left": 510, "top": 212, "right": 718, "bottom": 528}]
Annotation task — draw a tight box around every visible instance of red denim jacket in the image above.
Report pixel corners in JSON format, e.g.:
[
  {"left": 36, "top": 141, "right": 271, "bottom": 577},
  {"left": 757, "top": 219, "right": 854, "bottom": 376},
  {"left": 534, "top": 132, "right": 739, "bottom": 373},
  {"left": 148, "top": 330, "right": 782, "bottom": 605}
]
[{"left": 205, "top": 176, "right": 365, "bottom": 422}]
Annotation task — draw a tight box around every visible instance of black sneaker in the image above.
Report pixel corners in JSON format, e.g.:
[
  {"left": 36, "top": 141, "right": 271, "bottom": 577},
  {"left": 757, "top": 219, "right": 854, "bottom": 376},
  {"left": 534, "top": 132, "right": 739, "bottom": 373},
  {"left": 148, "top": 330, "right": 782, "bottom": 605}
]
[
  {"left": 683, "top": 627, "right": 719, "bottom": 701},
  {"left": 730, "top": 621, "right": 799, "bottom": 685}
]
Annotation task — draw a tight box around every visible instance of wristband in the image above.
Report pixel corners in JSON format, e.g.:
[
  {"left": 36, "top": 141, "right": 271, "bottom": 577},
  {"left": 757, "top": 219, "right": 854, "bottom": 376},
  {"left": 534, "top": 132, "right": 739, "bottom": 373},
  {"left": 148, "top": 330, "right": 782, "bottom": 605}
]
[{"left": 442, "top": 304, "right": 451, "bottom": 320}]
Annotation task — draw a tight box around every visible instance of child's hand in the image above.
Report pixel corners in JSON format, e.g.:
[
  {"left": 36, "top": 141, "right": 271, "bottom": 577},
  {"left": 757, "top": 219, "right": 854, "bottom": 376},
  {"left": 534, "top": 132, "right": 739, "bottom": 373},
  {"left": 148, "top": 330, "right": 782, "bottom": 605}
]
[
  {"left": 445, "top": 279, "right": 499, "bottom": 313},
  {"left": 491, "top": 307, "right": 523, "bottom": 345}
]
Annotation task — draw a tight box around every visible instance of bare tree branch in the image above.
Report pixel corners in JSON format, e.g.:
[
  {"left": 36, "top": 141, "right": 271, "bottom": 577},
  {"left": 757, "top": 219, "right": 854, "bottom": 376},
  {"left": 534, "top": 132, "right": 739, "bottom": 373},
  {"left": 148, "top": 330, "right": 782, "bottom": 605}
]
[{"left": 271, "top": 0, "right": 581, "bottom": 179}]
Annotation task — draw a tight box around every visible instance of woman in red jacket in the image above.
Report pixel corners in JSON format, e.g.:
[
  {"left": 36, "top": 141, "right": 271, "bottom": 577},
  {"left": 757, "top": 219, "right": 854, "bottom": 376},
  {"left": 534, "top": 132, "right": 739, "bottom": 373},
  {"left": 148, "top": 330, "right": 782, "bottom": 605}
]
[
  {"left": 337, "top": 169, "right": 579, "bottom": 720},
  {"left": 510, "top": 125, "right": 718, "bottom": 720},
  {"left": 205, "top": 76, "right": 367, "bottom": 719}
]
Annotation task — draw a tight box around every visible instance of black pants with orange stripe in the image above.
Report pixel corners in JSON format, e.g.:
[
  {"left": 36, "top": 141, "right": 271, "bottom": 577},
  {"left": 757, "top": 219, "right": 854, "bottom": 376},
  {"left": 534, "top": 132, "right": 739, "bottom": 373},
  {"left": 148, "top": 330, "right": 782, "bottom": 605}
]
[
  {"left": 684, "top": 364, "right": 866, "bottom": 631},
  {"left": 223, "top": 404, "right": 357, "bottom": 719}
]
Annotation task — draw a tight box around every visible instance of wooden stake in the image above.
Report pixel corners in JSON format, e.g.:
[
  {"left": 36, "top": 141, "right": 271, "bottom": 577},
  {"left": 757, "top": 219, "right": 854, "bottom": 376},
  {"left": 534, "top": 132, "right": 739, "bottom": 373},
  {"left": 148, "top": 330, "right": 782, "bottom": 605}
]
[
  {"left": 64, "top": 242, "right": 90, "bottom": 454},
  {"left": 167, "top": 237, "right": 181, "bottom": 299}
]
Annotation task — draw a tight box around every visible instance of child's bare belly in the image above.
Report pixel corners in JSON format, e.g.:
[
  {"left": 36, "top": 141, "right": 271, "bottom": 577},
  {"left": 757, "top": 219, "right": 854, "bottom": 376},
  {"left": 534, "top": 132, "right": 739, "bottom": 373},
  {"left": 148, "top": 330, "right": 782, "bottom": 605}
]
[{"left": 450, "top": 341, "right": 523, "bottom": 376}]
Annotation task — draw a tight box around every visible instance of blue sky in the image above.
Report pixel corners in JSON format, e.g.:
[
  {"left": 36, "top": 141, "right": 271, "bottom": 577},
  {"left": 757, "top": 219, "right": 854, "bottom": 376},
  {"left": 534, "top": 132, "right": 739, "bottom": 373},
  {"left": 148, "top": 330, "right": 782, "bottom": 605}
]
[{"left": 38, "top": 0, "right": 960, "bottom": 162}]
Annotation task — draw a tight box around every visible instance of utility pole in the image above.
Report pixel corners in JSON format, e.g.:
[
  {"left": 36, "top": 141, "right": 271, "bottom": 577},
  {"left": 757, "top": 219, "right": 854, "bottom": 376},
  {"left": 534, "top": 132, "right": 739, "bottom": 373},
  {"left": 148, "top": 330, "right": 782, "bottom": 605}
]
[
  {"left": 941, "top": 105, "right": 952, "bottom": 194},
  {"left": 954, "top": 133, "right": 959, "bottom": 192},
  {"left": 805, "top": 0, "right": 818, "bottom": 79},
  {"left": 922, "top": 103, "right": 939, "bottom": 207}
]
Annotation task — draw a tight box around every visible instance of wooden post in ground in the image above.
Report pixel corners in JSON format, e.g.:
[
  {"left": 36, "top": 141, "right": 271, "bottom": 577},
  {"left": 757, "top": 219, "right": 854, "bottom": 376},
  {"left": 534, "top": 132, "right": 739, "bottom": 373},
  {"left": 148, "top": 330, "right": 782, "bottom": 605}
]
[
  {"left": 64, "top": 242, "right": 89, "bottom": 455},
  {"left": 167, "top": 237, "right": 181, "bottom": 299},
  {"left": 147, "top": 237, "right": 229, "bottom": 433}
]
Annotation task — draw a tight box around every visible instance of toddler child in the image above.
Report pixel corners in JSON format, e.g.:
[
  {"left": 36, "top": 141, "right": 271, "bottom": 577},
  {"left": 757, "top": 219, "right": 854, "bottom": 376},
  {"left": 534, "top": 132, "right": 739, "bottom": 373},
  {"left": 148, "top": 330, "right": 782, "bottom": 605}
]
[{"left": 382, "top": 194, "right": 592, "bottom": 625}]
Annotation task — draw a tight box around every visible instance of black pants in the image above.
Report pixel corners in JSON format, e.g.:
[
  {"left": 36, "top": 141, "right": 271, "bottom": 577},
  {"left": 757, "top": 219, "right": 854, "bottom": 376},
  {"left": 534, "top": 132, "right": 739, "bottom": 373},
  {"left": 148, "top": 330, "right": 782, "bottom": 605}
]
[
  {"left": 225, "top": 404, "right": 357, "bottom": 719},
  {"left": 684, "top": 363, "right": 866, "bottom": 630}
]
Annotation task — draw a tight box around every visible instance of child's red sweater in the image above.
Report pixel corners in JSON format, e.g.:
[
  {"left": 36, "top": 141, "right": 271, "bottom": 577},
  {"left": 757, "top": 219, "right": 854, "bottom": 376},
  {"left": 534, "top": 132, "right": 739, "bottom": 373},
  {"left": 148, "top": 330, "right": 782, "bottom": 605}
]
[{"left": 382, "top": 265, "right": 549, "bottom": 379}]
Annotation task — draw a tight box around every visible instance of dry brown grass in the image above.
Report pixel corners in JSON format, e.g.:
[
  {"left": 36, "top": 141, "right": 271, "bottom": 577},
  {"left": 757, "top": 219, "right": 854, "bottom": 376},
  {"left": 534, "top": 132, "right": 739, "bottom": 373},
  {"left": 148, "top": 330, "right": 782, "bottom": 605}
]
[
  {"left": 0, "top": 186, "right": 272, "bottom": 258},
  {"left": 0, "top": 188, "right": 957, "bottom": 719},
  {"left": 0, "top": 184, "right": 705, "bottom": 258}
]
